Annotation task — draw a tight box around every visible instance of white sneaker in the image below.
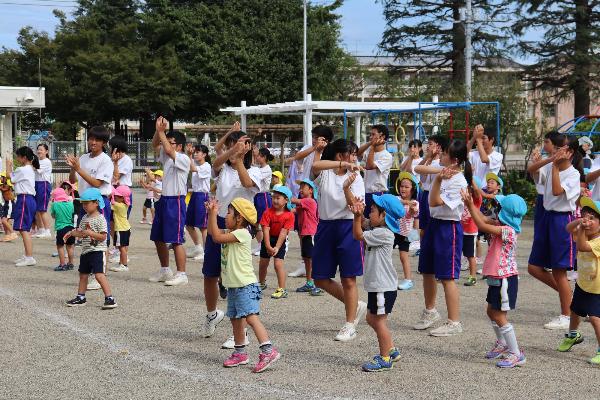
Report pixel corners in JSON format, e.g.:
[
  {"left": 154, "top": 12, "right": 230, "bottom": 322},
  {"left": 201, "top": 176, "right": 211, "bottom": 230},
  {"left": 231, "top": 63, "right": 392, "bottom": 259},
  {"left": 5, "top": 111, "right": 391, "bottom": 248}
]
[
  {"left": 35, "top": 230, "right": 51, "bottom": 239},
  {"left": 354, "top": 301, "right": 367, "bottom": 326},
  {"left": 252, "top": 250, "right": 261, "bottom": 256},
  {"left": 476, "top": 268, "right": 483, "bottom": 275},
  {"left": 287, "top": 265, "right": 306, "bottom": 277},
  {"left": 334, "top": 322, "right": 357, "bottom": 342},
  {"left": 15, "top": 256, "right": 36, "bottom": 267},
  {"left": 14, "top": 255, "right": 26, "bottom": 263},
  {"left": 429, "top": 320, "right": 463, "bottom": 337},
  {"left": 109, "top": 264, "right": 129, "bottom": 272},
  {"left": 221, "top": 329, "right": 250, "bottom": 349},
  {"left": 186, "top": 247, "right": 203, "bottom": 259},
  {"left": 148, "top": 269, "right": 174, "bottom": 282},
  {"left": 413, "top": 309, "right": 441, "bottom": 330},
  {"left": 110, "top": 256, "right": 129, "bottom": 264},
  {"left": 203, "top": 310, "right": 225, "bottom": 338},
  {"left": 164, "top": 273, "right": 188, "bottom": 286},
  {"left": 460, "top": 258, "right": 469, "bottom": 271},
  {"left": 544, "top": 315, "right": 570, "bottom": 330},
  {"left": 476, "top": 257, "right": 483, "bottom": 265},
  {"left": 193, "top": 252, "right": 204, "bottom": 261},
  {"left": 87, "top": 277, "right": 101, "bottom": 290},
  {"left": 567, "top": 271, "right": 578, "bottom": 281}
]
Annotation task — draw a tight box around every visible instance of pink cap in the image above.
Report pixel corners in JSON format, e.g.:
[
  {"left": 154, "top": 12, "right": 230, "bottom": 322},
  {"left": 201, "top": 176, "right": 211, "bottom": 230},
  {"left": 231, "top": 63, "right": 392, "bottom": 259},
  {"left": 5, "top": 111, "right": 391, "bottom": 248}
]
[
  {"left": 111, "top": 185, "right": 132, "bottom": 206},
  {"left": 52, "top": 188, "right": 70, "bottom": 202}
]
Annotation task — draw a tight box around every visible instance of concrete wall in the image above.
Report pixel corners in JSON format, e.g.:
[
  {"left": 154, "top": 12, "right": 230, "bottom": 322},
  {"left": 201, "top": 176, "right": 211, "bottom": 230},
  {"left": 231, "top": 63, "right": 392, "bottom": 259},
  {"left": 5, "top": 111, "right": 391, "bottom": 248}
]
[{"left": 0, "top": 111, "right": 14, "bottom": 169}]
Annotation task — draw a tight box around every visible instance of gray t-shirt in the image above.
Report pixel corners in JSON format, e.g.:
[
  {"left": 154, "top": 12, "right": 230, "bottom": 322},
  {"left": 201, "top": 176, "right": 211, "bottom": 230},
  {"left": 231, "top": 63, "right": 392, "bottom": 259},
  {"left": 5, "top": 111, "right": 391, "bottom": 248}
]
[
  {"left": 79, "top": 213, "right": 108, "bottom": 255},
  {"left": 363, "top": 227, "right": 397, "bottom": 292}
]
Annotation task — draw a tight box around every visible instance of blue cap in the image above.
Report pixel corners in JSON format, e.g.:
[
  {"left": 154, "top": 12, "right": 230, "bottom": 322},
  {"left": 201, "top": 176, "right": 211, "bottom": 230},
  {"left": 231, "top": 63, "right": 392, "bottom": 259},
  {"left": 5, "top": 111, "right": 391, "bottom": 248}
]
[
  {"left": 272, "top": 185, "right": 295, "bottom": 211},
  {"left": 495, "top": 194, "right": 527, "bottom": 233},
  {"left": 295, "top": 178, "right": 318, "bottom": 198},
  {"left": 78, "top": 188, "right": 105, "bottom": 209},
  {"left": 372, "top": 193, "right": 406, "bottom": 234}
]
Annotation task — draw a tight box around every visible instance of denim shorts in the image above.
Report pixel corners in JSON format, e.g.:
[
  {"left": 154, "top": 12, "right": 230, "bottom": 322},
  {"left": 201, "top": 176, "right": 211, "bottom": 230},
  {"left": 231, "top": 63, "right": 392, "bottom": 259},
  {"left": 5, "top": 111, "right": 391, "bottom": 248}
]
[{"left": 226, "top": 283, "right": 262, "bottom": 319}]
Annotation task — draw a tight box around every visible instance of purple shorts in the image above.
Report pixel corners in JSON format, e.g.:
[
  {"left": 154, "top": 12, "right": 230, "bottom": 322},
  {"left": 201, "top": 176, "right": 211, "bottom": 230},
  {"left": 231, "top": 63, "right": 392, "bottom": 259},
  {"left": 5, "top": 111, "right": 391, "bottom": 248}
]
[
  {"left": 34, "top": 181, "right": 52, "bottom": 212},
  {"left": 312, "top": 219, "right": 364, "bottom": 280},
  {"left": 12, "top": 194, "right": 36, "bottom": 232},
  {"left": 418, "top": 218, "right": 462, "bottom": 280},
  {"left": 418, "top": 190, "right": 431, "bottom": 230},
  {"left": 202, "top": 216, "right": 226, "bottom": 277},
  {"left": 185, "top": 192, "right": 209, "bottom": 229},
  {"left": 150, "top": 195, "right": 186, "bottom": 244},
  {"left": 254, "top": 192, "right": 272, "bottom": 226},
  {"left": 528, "top": 210, "right": 575, "bottom": 270}
]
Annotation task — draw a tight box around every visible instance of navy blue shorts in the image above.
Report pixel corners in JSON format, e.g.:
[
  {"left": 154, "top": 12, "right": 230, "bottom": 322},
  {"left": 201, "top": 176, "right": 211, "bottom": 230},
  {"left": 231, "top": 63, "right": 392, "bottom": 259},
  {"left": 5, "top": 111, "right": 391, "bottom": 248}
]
[
  {"left": 260, "top": 235, "right": 288, "bottom": 260},
  {"left": 300, "top": 235, "right": 314, "bottom": 259},
  {"left": 11, "top": 194, "right": 36, "bottom": 232},
  {"left": 393, "top": 233, "right": 410, "bottom": 252},
  {"left": 202, "top": 215, "right": 226, "bottom": 277},
  {"left": 364, "top": 192, "right": 384, "bottom": 218},
  {"left": 528, "top": 210, "right": 575, "bottom": 270},
  {"left": 312, "top": 219, "right": 364, "bottom": 280},
  {"left": 56, "top": 225, "right": 75, "bottom": 246},
  {"left": 143, "top": 198, "right": 155, "bottom": 209},
  {"left": 254, "top": 192, "right": 272, "bottom": 225},
  {"left": 486, "top": 275, "right": 519, "bottom": 311},
  {"left": 113, "top": 230, "right": 131, "bottom": 247},
  {"left": 150, "top": 195, "right": 186, "bottom": 244},
  {"left": 367, "top": 291, "right": 397, "bottom": 315},
  {"left": 418, "top": 190, "right": 431, "bottom": 230},
  {"left": 533, "top": 194, "right": 544, "bottom": 233},
  {"left": 418, "top": 218, "right": 462, "bottom": 280},
  {"left": 127, "top": 192, "right": 133, "bottom": 219},
  {"left": 185, "top": 192, "right": 209, "bottom": 229},
  {"left": 78, "top": 251, "right": 106, "bottom": 274},
  {"left": 0, "top": 200, "right": 13, "bottom": 219},
  {"left": 34, "top": 181, "right": 52, "bottom": 212},
  {"left": 226, "top": 283, "right": 262, "bottom": 319},
  {"left": 571, "top": 284, "right": 600, "bottom": 318},
  {"left": 78, "top": 196, "right": 112, "bottom": 246},
  {"left": 463, "top": 234, "right": 477, "bottom": 258}
]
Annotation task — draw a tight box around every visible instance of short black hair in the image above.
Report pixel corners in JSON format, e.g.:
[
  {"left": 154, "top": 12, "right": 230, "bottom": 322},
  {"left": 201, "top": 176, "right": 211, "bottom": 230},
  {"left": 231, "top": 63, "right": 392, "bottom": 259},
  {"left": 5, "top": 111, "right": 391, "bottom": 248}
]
[
  {"left": 166, "top": 130, "right": 186, "bottom": 147},
  {"left": 371, "top": 124, "right": 389, "bottom": 140},
  {"left": 428, "top": 135, "right": 449, "bottom": 152},
  {"left": 311, "top": 125, "right": 334, "bottom": 143},
  {"left": 581, "top": 206, "right": 600, "bottom": 220},
  {"left": 88, "top": 126, "right": 110, "bottom": 143},
  {"left": 109, "top": 135, "right": 128, "bottom": 153}
]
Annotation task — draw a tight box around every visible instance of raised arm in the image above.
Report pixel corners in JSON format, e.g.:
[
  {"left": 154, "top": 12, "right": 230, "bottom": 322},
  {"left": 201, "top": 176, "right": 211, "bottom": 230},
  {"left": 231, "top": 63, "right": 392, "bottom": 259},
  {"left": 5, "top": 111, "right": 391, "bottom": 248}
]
[
  {"left": 206, "top": 199, "right": 241, "bottom": 244},
  {"left": 461, "top": 189, "right": 503, "bottom": 236},
  {"left": 153, "top": 117, "right": 176, "bottom": 161},
  {"left": 357, "top": 141, "right": 371, "bottom": 158},
  {"left": 186, "top": 144, "right": 198, "bottom": 172},
  {"left": 215, "top": 121, "right": 240, "bottom": 156},
  {"left": 65, "top": 155, "right": 103, "bottom": 188},
  {"left": 311, "top": 160, "right": 361, "bottom": 176},
  {"left": 351, "top": 200, "right": 365, "bottom": 241}
]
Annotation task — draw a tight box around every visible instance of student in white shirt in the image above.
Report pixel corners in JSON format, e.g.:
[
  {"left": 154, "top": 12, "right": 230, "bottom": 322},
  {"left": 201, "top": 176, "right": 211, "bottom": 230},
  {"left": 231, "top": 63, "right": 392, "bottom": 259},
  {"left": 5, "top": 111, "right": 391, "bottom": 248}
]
[
  {"left": 401, "top": 139, "right": 424, "bottom": 183},
  {"left": 527, "top": 133, "right": 582, "bottom": 330},
  {"left": 467, "top": 124, "right": 503, "bottom": 183},
  {"left": 109, "top": 136, "right": 133, "bottom": 215},
  {"left": 8, "top": 146, "right": 39, "bottom": 267},
  {"left": 147, "top": 117, "right": 192, "bottom": 287},
  {"left": 33, "top": 143, "right": 53, "bottom": 238},
  {"left": 252, "top": 147, "right": 274, "bottom": 254},
  {"left": 358, "top": 125, "right": 393, "bottom": 217},
  {"left": 413, "top": 139, "right": 469, "bottom": 337},
  {"left": 184, "top": 144, "right": 212, "bottom": 261},
  {"left": 311, "top": 138, "right": 368, "bottom": 342}
]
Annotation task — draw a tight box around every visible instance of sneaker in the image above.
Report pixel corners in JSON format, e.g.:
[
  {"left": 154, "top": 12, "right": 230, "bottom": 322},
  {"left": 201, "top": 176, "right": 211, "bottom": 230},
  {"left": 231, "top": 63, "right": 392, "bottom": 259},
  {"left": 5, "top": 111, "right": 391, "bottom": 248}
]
[
  {"left": 271, "top": 288, "right": 288, "bottom": 299},
  {"left": 476, "top": 268, "right": 483, "bottom": 275},
  {"left": 259, "top": 282, "right": 267, "bottom": 291},
  {"left": 362, "top": 355, "right": 393, "bottom": 372},
  {"left": 109, "top": 264, "right": 129, "bottom": 272},
  {"left": 102, "top": 297, "right": 118, "bottom": 309},
  {"left": 476, "top": 257, "right": 483, "bottom": 265},
  {"left": 193, "top": 252, "right": 204, "bottom": 261},
  {"left": 413, "top": 309, "right": 441, "bottom": 330},
  {"left": 413, "top": 249, "right": 420, "bottom": 257},
  {"left": 589, "top": 351, "right": 600, "bottom": 365},
  {"left": 389, "top": 347, "right": 401, "bottom": 363},
  {"left": 14, "top": 255, "right": 26, "bottom": 263},
  {"left": 354, "top": 301, "right": 367, "bottom": 325},
  {"left": 485, "top": 340, "right": 508, "bottom": 359},
  {"left": 219, "top": 281, "right": 227, "bottom": 299},
  {"left": 148, "top": 269, "right": 174, "bottom": 282},
  {"left": 139, "top": 219, "right": 147, "bottom": 224},
  {"left": 66, "top": 296, "right": 86, "bottom": 307},
  {"left": 496, "top": 351, "right": 526, "bottom": 368},
  {"left": 557, "top": 332, "right": 584, "bottom": 352},
  {"left": 397, "top": 279, "right": 414, "bottom": 290},
  {"left": 108, "top": 247, "right": 118, "bottom": 256},
  {"left": 567, "top": 271, "right": 578, "bottom": 281},
  {"left": 66, "top": 263, "right": 75, "bottom": 271},
  {"left": 464, "top": 276, "right": 477, "bottom": 286},
  {"left": 287, "top": 265, "right": 306, "bottom": 277},
  {"left": 186, "top": 247, "right": 203, "bottom": 259},
  {"left": 335, "top": 323, "right": 357, "bottom": 342},
  {"left": 429, "top": 321, "right": 463, "bottom": 337},
  {"left": 460, "top": 259, "right": 469, "bottom": 271},
  {"left": 223, "top": 352, "right": 249, "bottom": 368},
  {"left": 54, "top": 264, "right": 69, "bottom": 271},
  {"left": 15, "top": 257, "right": 36, "bottom": 267},
  {"left": 202, "top": 310, "right": 225, "bottom": 338},
  {"left": 221, "top": 329, "right": 250, "bottom": 349},
  {"left": 51, "top": 252, "right": 59, "bottom": 257},
  {"left": 87, "top": 277, "right": 101, "bottom": 290},
  {"left": 296, "top": 282, "right": 315, "bottom": 292},
  {"left": 544, "top": 315, "right": 570, "bottom": 330},
  {"left": 164, "top": 274, "right": 189, "bottom": 286},
  {"left": 310, "top": 287, "right": 324, "bottom": 296},
  {"left": 252, "top": 348, "right": 281, "bottom": 373}
]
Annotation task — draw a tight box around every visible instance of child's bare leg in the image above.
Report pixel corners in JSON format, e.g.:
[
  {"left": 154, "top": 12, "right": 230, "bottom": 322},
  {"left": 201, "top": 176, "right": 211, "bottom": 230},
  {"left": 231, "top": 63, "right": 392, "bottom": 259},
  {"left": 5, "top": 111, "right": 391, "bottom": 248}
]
[
  {"left": 258, "top": 258, "right": 270, "bottom": 284},
  {"left": 142, "top": 206, "right": 147, "bottom": 220},
  {"left": 172, "top": 244, "right": 186, "bottom": 272},
  {"left": 119, "top": 246, "right": 128, "bottom": 265},
  {"left": 304, "top": 257, "right": 313, "bottom": 281},
  {"left": 528, "top": 264, "right": 558, "bottom": 290},
  {"left": 273, "top": 258, "right": 286, "bottom": 289},
  {"left": 77, "top": 273, "right": 89, "bottom": 294},
  {"left": 95, "top": 272, "right": 112, "bottom": 296},
  {"left": 21, "top": 231, "right": 33, "bottom": 257},
  {"left": 476, "top": 238, "right": 481, "bottom": 259},
  {"left": 569, "top": 312, "right": 581, "bottom": 331},
  {"left": 66, "top": 244, "right": 74, "bottom": 264},
  {"left": 246, "top": 314, "right": 269, "bottom": 344},
  {"left": 57, "top": 245, "right": 66, "bottom": 266},
  {"left": 441, "top": 279, "right": 460, "bottom": 321},
  {"left": 186, "top": 226, "right": 200, "bottom": 245},
  {"left": 589, "top": 316, "right": 600, "bottom": 345},
  {"left": 399, "top": 250, "right": 412, "bottom": 280},
  {"left": 2, "top": 218, "right": 13, "bottom": 234},
  {"left": 552, "top": 269, "right": 573, "bottom": 316},
  {"left": 231, "top": 318, "right": 246, "bottom": 345},
  {"left": 366, "top": 313, "right": 393, "bottom": 356},
  {"left": 467, "top": 256, "right": 476, "bottom": 277}
]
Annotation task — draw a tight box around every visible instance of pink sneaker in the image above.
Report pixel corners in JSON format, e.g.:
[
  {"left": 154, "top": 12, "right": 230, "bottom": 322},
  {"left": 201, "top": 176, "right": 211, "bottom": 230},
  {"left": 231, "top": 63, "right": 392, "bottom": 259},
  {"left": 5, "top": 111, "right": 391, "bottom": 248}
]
[
  {"left": 252, "top": 348, "right": 281, "bottom": 373},
  {"left": 223, "top": 352, "right": 249, "bottom": 368}
]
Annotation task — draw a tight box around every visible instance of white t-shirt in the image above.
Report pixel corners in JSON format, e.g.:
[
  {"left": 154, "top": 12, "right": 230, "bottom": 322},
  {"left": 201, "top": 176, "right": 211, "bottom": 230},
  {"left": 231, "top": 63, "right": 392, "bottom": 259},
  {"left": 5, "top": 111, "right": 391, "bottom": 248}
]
[
  {"left": 158, "top": 148, "right": 191, "bottom": 197},
  {"left": 214, "top": 163, "right": 261, "bottom": 218},
  {"left": 299, "top": 144, "right": 316, "bottom": 181},
  {"left": 11, "top": 165, "right": 36, "bottom": 195},
  {"left": 256, "top": 165, "right": 272, "bottom": 193},
  {"left": 470, "top": 149, "right": 503, "bottom": 183},
  {"left": 35, "top": 158, "right": 52, "bottom": 182},
  {"left": 534, "top": 158, "right": 549, "bottom": 195},
  {"left": 363, "top": 147, "right": 393, "bottom": 193},
  {"left": 117, "top": 154, "right": 133, "bottom": 187},
  {"left": 429, "top": 172, "right": 467, "bottom": 221},
  {"left": 78, "top": 152, "right": 114, "bottom": 196},
  {"left": 154, "top": 180, "right": 162, "bottom": 200},
  {"left": 539, "top": 164, "right": 580, "bottom": 212},
  {"left": 420, "top": 159, "right": 441, "bottom": 191},
  {"left": 191, "top": 162, "right": 211, "bottom": 193},
  {"left": 410, "top": 157, "right": 423, "bottom": 183},
  {"left": 591, "top": 159, "right": 600, "bottom": 201},
  {"left": 315, "top": 169, "right": 365, "bottom": 220}
]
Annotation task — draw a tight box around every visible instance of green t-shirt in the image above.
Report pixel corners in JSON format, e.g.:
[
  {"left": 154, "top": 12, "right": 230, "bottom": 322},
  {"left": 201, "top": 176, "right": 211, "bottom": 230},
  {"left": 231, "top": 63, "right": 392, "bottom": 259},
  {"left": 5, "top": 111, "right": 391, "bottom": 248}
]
[
  {"left": 50, "top": 201, "right": 74, "bottom": 231},
  {"left": 220, "top": 229, "right": 256, "bottom": 288}
]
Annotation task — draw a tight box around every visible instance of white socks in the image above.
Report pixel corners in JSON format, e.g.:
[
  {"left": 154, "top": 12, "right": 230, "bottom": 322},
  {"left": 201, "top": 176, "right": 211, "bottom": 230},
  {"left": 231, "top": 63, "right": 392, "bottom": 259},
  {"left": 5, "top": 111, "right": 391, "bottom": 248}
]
[
  {"left": 195, "top": 244, "right": 203, "bottom": 251},
  {"left": 160, "top": 267, "right": 171, "bottom": 273},
  {"left": 491, "top": 321, "right": 506, "bottom": 345},
  {"left": 499, "top": 323, "right": 520, "bottom": 355}
]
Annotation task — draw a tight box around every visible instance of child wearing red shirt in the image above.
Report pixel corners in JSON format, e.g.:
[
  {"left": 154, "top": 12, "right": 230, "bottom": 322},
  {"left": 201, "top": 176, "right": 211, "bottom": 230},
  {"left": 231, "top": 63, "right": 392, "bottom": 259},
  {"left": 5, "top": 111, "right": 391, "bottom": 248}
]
[
  {"left": 258, "top": 186, "right": 295, "bottom": 299},
  {"left": 462, "top": 176, "right": 483, "bottom": 286}
]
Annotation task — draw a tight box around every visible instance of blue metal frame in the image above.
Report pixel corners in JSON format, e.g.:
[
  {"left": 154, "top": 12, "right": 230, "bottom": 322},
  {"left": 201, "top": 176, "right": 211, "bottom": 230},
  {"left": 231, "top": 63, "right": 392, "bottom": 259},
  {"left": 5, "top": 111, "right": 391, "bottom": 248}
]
[{"left": 557, "top": 115, "right": 600, "bottom": 154}]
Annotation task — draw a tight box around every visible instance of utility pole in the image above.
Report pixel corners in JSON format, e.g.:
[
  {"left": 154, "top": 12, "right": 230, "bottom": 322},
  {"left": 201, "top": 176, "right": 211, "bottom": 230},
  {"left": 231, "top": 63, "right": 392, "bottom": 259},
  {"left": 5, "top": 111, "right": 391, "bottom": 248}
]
[
  {"left": 303, "top": 0, "right": 307, "bottom": 101},
  {"left": 464, "top": 0, "right": 473, "bottom": 102}
]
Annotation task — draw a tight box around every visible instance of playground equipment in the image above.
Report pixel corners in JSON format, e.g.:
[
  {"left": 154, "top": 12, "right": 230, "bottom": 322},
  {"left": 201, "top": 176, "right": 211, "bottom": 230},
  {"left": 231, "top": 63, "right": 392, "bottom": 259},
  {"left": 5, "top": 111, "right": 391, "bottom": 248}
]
[{"left": 557, "top": 115, "right": 600, "bottom": 147}]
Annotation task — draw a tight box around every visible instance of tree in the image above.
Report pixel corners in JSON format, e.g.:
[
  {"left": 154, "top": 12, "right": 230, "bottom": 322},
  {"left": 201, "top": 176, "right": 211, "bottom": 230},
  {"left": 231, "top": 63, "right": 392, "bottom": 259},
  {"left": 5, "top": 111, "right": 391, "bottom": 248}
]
[{"left": 513, "top": 0, "right": 600, "bottom": 117}]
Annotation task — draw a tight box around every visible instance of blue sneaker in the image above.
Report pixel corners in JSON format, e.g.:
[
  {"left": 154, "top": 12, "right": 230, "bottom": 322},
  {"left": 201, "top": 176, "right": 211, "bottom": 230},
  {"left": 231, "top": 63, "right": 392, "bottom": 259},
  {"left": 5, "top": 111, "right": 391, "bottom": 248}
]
[
  {"left": 310, "top": 287, "right": 324, "bottom": 296},
  {"left": 397, "top": 279, "right": 414, "bottom": 290},
  {"left": 389, "top": 347, "right": 401, "bottom": 363},
  {"left": 296, "top": 282, "right": 315, "bottom": 293},
  {"left": 362, "top": 355, "right": 393, "bottom": 372},
  {"left": 496, "top": 351, "right": 526, "bottom": 368}
]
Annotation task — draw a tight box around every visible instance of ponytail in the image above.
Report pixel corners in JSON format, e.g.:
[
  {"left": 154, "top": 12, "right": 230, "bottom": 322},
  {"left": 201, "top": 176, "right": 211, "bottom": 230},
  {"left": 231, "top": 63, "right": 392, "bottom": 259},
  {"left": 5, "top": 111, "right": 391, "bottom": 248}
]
[
  {"left": 32, "top": 154, "right": 40, "bottom": 170},
  {"left": 259, "top": 147, "right": 274, "bottom": 162},
  {"left": 195, "top": 144, "right": 211, "bottom": 164},
  {"left": 321, "top": 138, "right": 352, "bottom": 161},
  {"left": 447, "top": 139, "right": 472, "bottom": 186},
  {"left": 567, "top": 136, "right": 584, "bottom": 177},
  {"left": 15, "top": 146, "right": 40, "bottom": 169},
  {"left": 464, "top": 159, "right": 473, "bottom": 188}
]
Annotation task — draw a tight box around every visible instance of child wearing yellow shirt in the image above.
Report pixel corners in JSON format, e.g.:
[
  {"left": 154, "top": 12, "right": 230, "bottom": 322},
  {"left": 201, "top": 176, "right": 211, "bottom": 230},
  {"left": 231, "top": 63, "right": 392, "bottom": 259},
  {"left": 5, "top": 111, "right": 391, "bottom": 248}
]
[{"left": 109, "top": 185, "right": 131, "bottom": 272}]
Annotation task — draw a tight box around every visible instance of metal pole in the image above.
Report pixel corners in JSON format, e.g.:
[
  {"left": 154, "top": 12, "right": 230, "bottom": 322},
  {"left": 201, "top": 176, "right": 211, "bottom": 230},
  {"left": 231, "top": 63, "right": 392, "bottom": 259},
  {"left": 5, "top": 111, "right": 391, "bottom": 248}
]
[
  {"left": 465, "top": 0, "right": 472, "bottom": 102},
  {"left": 303, "top": 0, "right": 307, "bottom": 102}
]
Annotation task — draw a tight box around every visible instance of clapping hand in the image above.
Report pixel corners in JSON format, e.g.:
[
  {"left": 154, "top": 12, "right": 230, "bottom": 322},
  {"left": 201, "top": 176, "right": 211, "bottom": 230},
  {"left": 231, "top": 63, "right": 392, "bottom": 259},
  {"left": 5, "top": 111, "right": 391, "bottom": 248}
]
[
  {"left": 65, "top": 154, "right": 80, "bottom": 171},
  {"left": 343, "top": 172, "right": 357, "bottom": 189},
  {"left": 438, "top": 167, "right": 458, "bottom": 180},
  {"left": 473, "top": 124, "right": 484, "bottom": 140},
  {"left": 350, "top": 198, "right": 365, "bottom": 216},
  {"left": 461, "top": 188, "right": 473, "bottom": 207},
  {"left": 156, "top": 116, "right": 168, "bottom": 133}
]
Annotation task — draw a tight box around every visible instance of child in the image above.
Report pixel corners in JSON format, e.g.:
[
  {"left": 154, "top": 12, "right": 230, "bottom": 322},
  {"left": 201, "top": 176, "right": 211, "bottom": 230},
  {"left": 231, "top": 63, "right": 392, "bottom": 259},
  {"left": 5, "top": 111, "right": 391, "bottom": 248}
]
[
  {"left": 257, "top": 185, "right": 295, "bottom": 299},
  {"left": 528, "top": 134, "right": 581, "bottom": 330},
  {"left": 400, "top": 139, "right": 424, "bottom": 183},
  {"left": 467, "top": 124, "right": 503, "bottom": 183},
  {"left": 0, "top": 173, "right": 17, "bottom": 242},
  {"left": 292, "top": 178, "right": 322, "bottom": 295},
  {"left": 148, "top": 116, "right": 191, "bottom": 287},
  {"left": 311, "top": 138, "right": 367, "bottom": 342},
  {"left": 109, "top": 135, "right": 133, "bottom": 216},
  {"left": 51, "top": 187, "right": 75, "bottom": 271},
  {"left": 8, "top": 147, "right": 39, "bottom": 267},
  {"left": 185, "top": 144, "right": 211, "bottom": 261},
  {"left": 109, "top": 185, "right": 131, "bottom": 272},
  {"left": 463, "top": 190, "right": 528, "bottom": 368},
  {"left": 395, "top": 172, "right": 419, "bottom": 290},
  {"left": 560, "top": 197, "right": 600, "bottom": 365},
  {"left": 33, "top": 143, "right": 53, "bottom": 238},
  {"left": 462, "top": 176, "right": 483, "bottom": 286},
  {"left": 140, "top": 169, "right": 163, "bottom": 223},
  {"left": 413, "top": 139, "right": 469, "bottom": 337},
  {"left": 357, "top": 125, "right": 393, "bottom": 216},
  {"left": 350, "top": 194, "right": 405, "bottom": 372},
  {"left": 475, "top": 172, "right": 503, "bottom": 267},
  {"left": 206, "top": 197, "right": 280, "bottom": 373},
  {"left": 252, "top": 147, "right": 273, "bottom": 255},
  {"left": 64, "top": 188, "right": 117, "bottom": 309},
  {"left": 271, "top": 170, "right": 284, "bottom": 188}
]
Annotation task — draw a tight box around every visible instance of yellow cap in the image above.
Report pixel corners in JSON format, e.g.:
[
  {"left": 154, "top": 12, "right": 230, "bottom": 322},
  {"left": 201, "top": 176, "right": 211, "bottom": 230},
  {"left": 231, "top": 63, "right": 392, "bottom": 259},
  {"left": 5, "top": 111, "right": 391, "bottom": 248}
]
[
  {"left": 153, "top": 170, "right": 164, "bottom": 177},
  {"left": 272, "top": 171, "right": 284, "bottom": 182},
  {"left": 0, "top": 172, "right": 12, "bottom": 188},
  {"left": 230, "top": 197, "right": 257, "bottom": 225}
]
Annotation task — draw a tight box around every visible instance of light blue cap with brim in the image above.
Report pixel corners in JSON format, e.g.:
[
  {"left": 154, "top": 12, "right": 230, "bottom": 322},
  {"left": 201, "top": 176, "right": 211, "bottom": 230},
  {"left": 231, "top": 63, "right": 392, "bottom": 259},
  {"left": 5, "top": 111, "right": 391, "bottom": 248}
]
[
  {"left": 77, "top": 188, "right": 105, "bottom": 209},
  {"left": 372, "top": 193, "right": 406, "bottom": 234},
  {"left": 494, "top": 194, "right": 527, "bottom": 233},
  {"left": 272, "top": 185, "right": 295, "bottom": 211}
]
